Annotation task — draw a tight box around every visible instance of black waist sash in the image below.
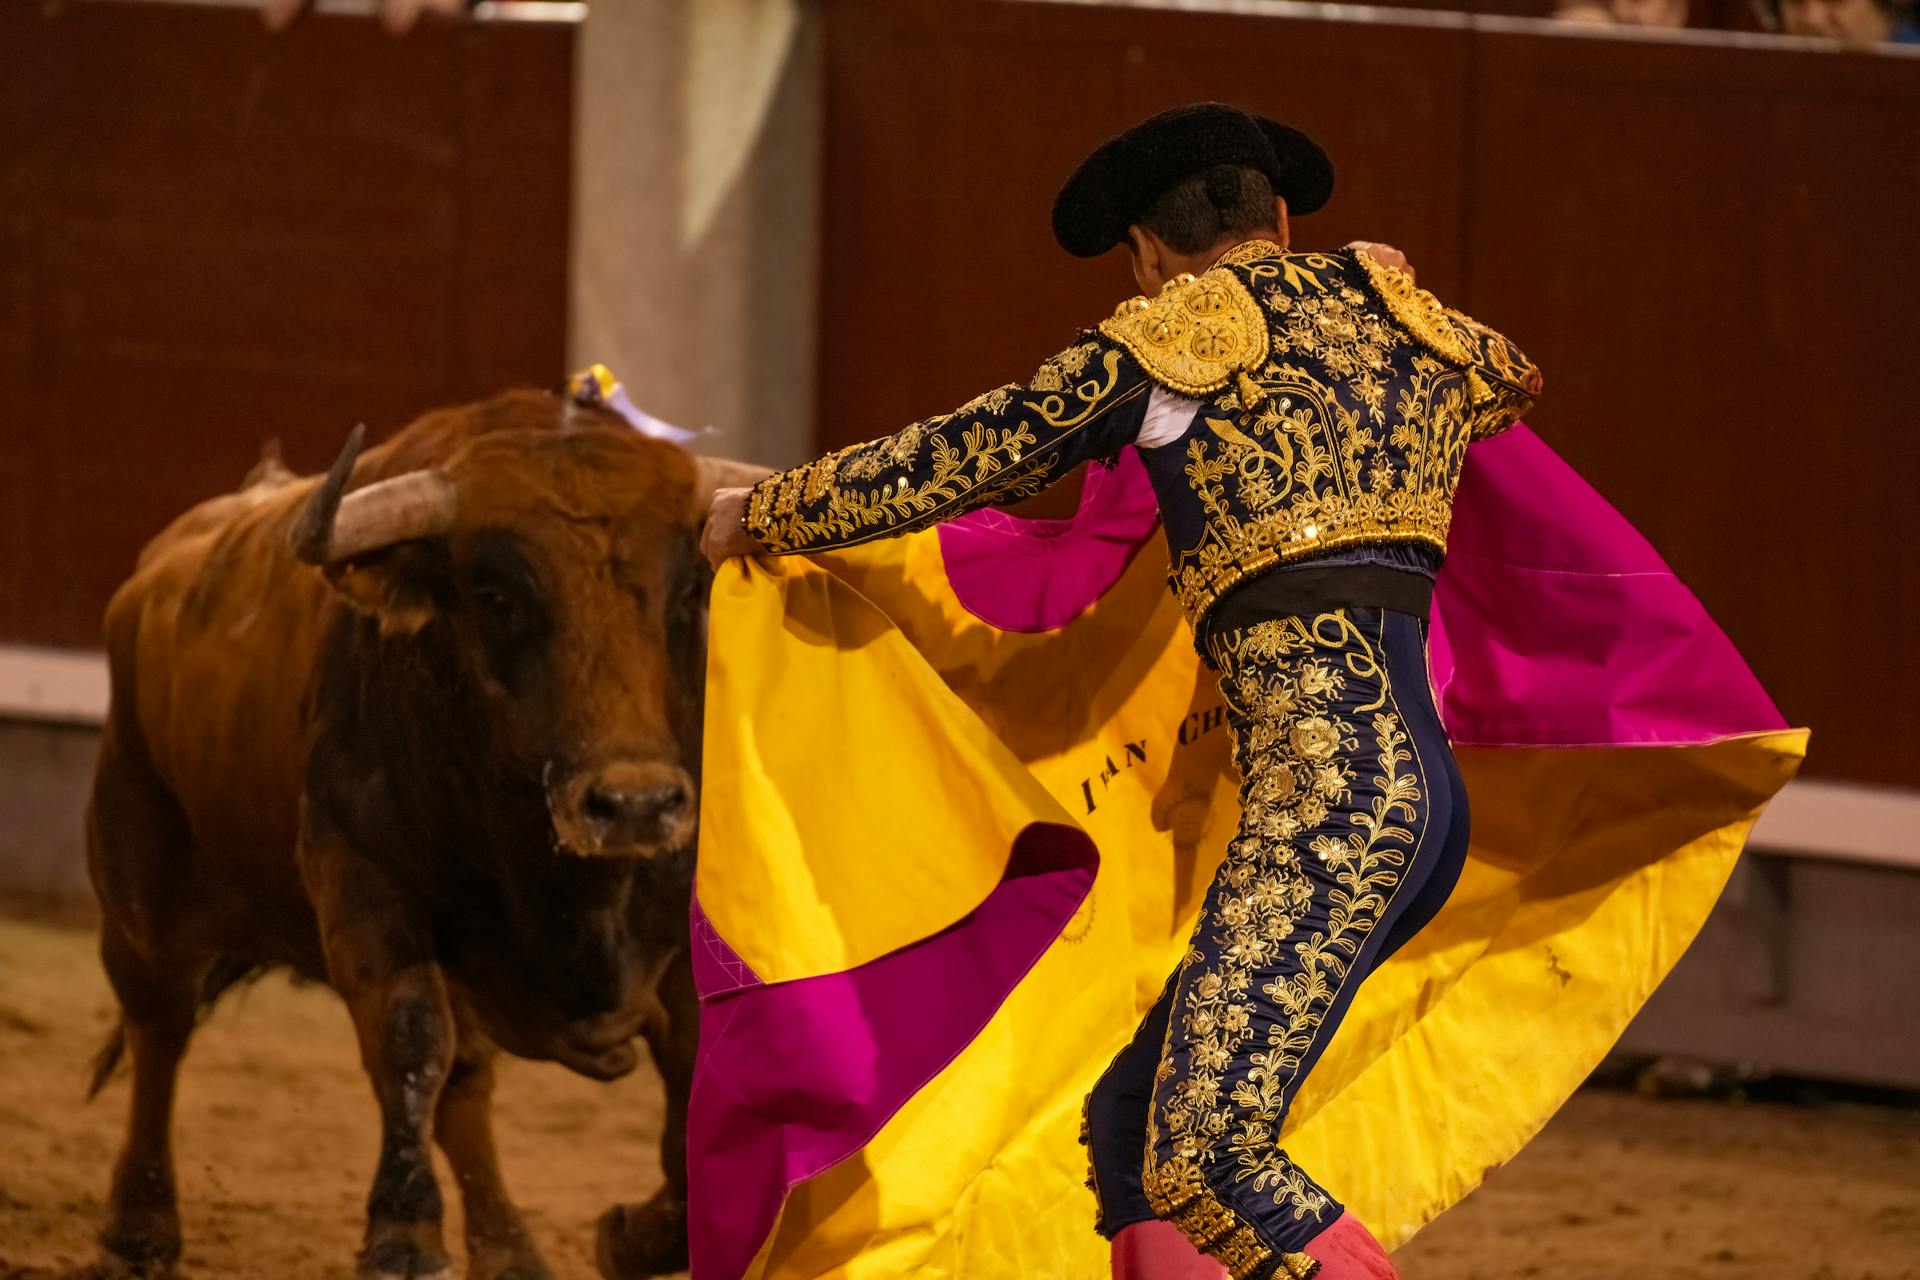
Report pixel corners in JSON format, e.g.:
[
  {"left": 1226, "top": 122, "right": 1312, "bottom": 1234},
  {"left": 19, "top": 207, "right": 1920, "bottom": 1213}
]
[{"left": 1202, "top": 564, "right": 1435, "bottom": 642}]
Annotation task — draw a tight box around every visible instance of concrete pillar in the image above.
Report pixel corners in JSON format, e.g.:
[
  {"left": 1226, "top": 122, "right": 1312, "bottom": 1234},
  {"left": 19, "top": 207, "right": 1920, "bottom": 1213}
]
[{"left": 571, "top": 0, "right": 822, "bottom": 468}]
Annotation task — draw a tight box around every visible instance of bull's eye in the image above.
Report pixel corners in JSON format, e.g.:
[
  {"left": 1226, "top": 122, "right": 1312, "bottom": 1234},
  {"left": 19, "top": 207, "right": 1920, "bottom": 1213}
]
[{"left": 474, "top": 586, "right": 520, "bottom": 623}]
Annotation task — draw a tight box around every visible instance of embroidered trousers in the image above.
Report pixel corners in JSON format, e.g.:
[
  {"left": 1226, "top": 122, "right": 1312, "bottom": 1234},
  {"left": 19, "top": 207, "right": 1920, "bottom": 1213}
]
[{"left": 1084, "top": 608, "right": 1471, "bottom": 1280}]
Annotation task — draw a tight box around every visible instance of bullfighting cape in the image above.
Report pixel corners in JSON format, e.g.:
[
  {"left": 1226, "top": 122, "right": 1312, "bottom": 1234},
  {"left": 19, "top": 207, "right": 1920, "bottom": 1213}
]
[{"left": 687, "top": 426, "right": 1805, "bottom": 1280}]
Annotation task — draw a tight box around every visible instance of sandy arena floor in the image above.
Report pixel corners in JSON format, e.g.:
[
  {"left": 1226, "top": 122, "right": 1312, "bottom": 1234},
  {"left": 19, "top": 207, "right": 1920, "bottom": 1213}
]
[{"left": 1, "top": 914, "right": 1916, "bottom": 1280}]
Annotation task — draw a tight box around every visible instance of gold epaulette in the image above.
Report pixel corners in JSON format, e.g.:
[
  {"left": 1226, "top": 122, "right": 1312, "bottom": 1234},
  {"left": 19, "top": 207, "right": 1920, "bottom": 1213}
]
[
  {"left": 1353, "top": 251, "right": 1475, "bottom": 369},
  {"left": 1098, "top": 267, "right": 1270, "bottom": 398}
]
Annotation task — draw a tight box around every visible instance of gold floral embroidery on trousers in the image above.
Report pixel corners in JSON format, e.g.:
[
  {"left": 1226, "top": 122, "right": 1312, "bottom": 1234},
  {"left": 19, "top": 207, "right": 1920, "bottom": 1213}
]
[{"left": 1142, "top": 611, "right": 1426, "bottom": 1280}]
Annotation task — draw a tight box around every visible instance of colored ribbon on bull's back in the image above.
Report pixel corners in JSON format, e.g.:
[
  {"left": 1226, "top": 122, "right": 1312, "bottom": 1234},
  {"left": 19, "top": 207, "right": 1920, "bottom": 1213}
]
[{"left": 688, "top": 427, "right": 1805, "bottom": 1280}]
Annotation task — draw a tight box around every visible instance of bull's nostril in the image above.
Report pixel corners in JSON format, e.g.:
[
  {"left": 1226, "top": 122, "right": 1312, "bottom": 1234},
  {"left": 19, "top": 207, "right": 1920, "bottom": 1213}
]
[
  {"left": 635, "top": 784, "right": 690, "bottom": 833},
  {"left": 651, "top": 785, "right": 689, "bottom": 821},
  {"left": 576, "top": 779, "right": 692, "bottom": 849},
  {"left": 582, "top": 787, "right": 625, "bottom": 829}
]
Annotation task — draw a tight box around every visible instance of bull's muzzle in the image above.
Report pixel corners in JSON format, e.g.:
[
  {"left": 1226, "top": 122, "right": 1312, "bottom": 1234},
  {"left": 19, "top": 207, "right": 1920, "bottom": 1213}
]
[{"left": 550, "top": 761, "right": 696, "bottom": 858}]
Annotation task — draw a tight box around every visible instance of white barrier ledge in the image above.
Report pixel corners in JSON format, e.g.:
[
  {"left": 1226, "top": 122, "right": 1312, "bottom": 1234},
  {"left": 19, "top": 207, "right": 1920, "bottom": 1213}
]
[
  {"left": 1749, "top": 778, "right": 1920, "bottom": 870},
  {"left": 0, "top": 642, "right": 1912, "bottom": 870},
  {"left": 0, "top": 646, "right": 110, "bottom": 726}
]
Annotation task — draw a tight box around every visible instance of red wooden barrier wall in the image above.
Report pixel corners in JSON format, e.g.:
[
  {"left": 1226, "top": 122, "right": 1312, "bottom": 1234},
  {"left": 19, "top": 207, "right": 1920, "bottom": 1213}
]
[
  {"left": 816, "top": 0, "right": 1920, "bottom": 787},
  {"left": 0, "top": 1, "right": 574, "bottom": 649}
]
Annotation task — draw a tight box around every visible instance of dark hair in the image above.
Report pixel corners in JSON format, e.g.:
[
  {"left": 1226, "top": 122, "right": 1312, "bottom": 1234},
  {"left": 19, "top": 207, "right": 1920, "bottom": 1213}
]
[{"left": 1135, "top": 164, "right": 1278, "bottom": 255}]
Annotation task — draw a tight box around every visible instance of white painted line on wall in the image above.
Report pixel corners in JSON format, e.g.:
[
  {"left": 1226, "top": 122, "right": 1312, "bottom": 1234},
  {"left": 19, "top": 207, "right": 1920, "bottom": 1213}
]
[
  {"left": 1749, "top": 778, "right": 1920, "bottom": 870},
  {"left": 471, "top": 2, "right": 586, "bottom": 22},
  {"left": 1, "top": 640, "right": 1915, "bottom": 869},
  {"left": 0, "top": 646, "right": 110, "bottom": 725}
]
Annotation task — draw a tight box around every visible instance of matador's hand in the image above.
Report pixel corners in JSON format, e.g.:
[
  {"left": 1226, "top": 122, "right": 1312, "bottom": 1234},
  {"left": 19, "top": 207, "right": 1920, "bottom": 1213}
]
[
  {"left": 701, "top": 488, "right": 767, "bottom": 570},
  {"left": 1348, "top": 241, "right": 1415, "bottom": 281}
]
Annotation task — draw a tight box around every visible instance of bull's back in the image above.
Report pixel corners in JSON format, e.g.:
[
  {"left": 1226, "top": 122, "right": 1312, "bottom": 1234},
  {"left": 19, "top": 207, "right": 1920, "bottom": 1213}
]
[{"left": 103, "top": 479, "right": 334, "bottom": 876}]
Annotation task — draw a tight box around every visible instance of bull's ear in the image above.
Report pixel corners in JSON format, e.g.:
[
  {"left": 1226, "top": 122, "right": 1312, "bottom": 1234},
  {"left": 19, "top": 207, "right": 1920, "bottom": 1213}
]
[
  {"left": 291, "top": 431, "right": 457, "bottom": 635},
  {"left": 320, "top": 543, "right": 446, "bottom": 635}
]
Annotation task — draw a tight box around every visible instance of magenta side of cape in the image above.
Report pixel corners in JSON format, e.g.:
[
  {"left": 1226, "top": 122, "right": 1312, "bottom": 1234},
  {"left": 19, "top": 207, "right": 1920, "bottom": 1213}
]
[
  {"left": 936, "top": 449, "right": 1162, "bottom": 633},
  {"left": 939, "top": 426, "right": 1786, "bottom": 745},
  {"left": 685, "top": 824, "right": 1097, "bottom": 1279},
  {"left": 1429, "top": 427, "right": 1785, "bottom": 744}
]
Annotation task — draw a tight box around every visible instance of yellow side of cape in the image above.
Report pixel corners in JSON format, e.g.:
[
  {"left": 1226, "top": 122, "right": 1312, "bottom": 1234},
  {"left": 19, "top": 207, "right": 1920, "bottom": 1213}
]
[{"left": 699, "top": 534, "right": 1806, "bottom": 1279}]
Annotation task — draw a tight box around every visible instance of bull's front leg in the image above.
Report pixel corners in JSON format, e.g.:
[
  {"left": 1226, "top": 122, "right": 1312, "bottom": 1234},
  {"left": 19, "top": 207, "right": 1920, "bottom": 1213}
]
[
  {"left": 595, "top": 948, "right": 695, "bottom": 1280},
  {"left": 301, "top": 834, "right": 456, "bottom": 1280},
  {"left": 435, "top": 1031, "right": 553, "bottom": 1280}
]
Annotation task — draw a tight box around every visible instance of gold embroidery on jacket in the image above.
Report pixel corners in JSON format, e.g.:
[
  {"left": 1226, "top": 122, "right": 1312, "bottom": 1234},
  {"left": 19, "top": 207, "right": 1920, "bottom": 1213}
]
[
  {"left": 1351, "top": 252, "right": 1542, "bottom": 441},
  {"left": 1100, "top": 268, "right": 1270, "bottom": 397},
  {"left": 1351, "top": 252, "right": 1474, "bottom": 368},
  {"left": 1446, "top": 309, "right": 1543, "bottom": 439},
  {"left": 1161, "top": 252, "right": 1483, "bottom": 626},
  {"left": 748, "top": 246, "right": 1539, "bottom": 581},
  {"left": 1142, "top": 613, "right": 1421, "bottom": 1277},
  {"left": 746, "top": 340, "right": 1142, "bottom": 551}
]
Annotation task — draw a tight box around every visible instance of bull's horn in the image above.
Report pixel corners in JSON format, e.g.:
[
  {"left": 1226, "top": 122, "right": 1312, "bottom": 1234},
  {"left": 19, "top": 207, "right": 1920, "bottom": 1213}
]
[
  {"left": 695, "top": 455, "right": 775, "bottom": 495},
  {"left": 289, "top": 425, "right": 457, "bottom": 565}
]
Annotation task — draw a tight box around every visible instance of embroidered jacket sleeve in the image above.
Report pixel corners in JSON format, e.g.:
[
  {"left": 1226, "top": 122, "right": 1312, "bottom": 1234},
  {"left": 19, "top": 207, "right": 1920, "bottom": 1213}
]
[
  {"left": 745, "top": 337, "right": 1155, "bottom": 553},
  {"left": 1353, "top": 252, "right": 1544, "bottom": 439},
  {"left": 1444, "top": 309, "right": 1542, "bottom": 439}
]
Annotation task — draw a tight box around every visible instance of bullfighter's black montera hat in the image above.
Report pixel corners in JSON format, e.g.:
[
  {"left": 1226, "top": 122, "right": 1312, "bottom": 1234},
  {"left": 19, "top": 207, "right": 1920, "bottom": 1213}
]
[{"left": 1051, "top": 102, "right": 1334, "bottom": 258}]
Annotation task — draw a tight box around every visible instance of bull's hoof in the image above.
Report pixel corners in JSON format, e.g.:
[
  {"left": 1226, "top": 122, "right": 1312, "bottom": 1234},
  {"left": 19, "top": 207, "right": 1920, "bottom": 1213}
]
[
  {"left": 357, "top": 1236, "right": 455, "bottom": 1280},
  {"left": 96, "top": 1220, "right": 181, "bottom": 1280},
  {"left": 465, "top": 1238, "right": 554, "bottom": 1280},
  {"left": 594, "top": 1199, "right": 689, "bottom": 1280},
  {"left": 94, "top": 1246, "right": 178, "bottom": 1280}
]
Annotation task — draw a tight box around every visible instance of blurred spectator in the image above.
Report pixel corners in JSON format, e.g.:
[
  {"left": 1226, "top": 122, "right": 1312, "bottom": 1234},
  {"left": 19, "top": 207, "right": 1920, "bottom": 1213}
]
[
  {"left": 1778, "top": 0, "right": 1919, "bottom": 40},
  {"left": 1552, "top": 0, "right": 1619, "bottom": 21},
  {"left": 261, "top": 0, "right": 471, "bottom": 35},
  {"left": 1610, "top": 0, "right": 1693, "bottom": 22},
  {"left": 1553, "top": 0, "right": 1692, "bottom": 25}
]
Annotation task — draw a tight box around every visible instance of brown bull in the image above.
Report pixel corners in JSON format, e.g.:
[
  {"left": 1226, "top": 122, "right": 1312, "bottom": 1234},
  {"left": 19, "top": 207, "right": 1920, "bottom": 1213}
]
[{"left": 86, "top": 389, "right": 759, "bottom": 1280}]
